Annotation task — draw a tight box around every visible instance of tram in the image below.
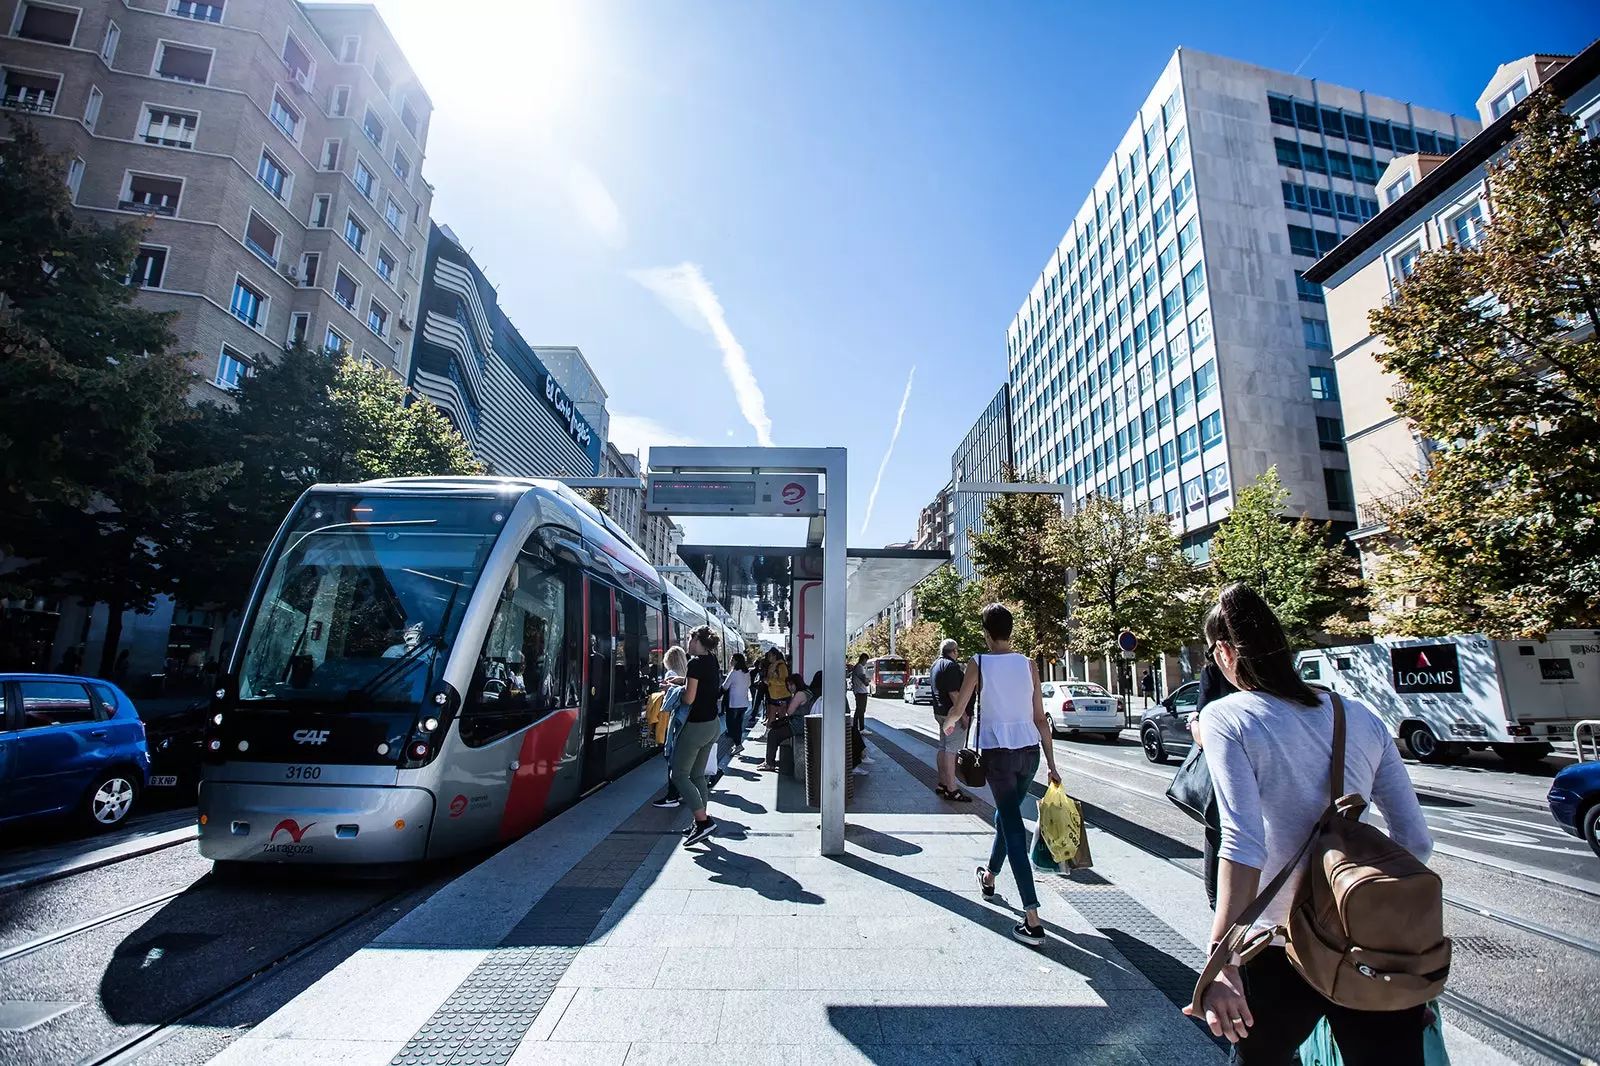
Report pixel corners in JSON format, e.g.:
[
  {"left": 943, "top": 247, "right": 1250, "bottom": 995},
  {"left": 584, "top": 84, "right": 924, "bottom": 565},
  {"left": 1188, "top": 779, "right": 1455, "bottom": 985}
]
[{"left": 196, "top": 477, "right": 742, "bottom": 866}]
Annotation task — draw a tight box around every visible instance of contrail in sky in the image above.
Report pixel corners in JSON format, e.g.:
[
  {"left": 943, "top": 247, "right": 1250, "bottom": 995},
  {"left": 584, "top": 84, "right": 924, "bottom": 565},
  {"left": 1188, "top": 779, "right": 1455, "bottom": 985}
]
[
  {"left": 862, "top": 366, "right": 915, "bottom": 536},
  {"left": 631, "top": 263, "right": 774, "bottom": 447}
]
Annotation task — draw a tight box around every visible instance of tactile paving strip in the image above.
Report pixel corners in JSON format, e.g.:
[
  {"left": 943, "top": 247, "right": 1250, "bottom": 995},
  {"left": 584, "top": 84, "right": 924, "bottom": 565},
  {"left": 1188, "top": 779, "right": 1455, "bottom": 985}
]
[
  {"left": 872, "top": 725, "right": 1222, "bottom": 1045},
  {"left": 388, "top": 810, "right": 672, "bottom": 1065}
]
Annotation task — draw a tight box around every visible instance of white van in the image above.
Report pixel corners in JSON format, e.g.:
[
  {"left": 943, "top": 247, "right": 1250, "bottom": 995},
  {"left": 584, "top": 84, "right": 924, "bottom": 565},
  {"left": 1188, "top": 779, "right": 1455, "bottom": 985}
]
[{"left": 1294, "top": 632, "right": 1600, "bottom": 765}]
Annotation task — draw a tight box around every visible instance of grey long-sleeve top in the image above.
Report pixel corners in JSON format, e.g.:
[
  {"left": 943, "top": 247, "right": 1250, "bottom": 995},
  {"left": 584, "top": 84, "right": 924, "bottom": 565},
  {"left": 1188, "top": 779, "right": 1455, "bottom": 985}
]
[{"left": 1199, "top": 689, "right": 1434, "bottom": 931}]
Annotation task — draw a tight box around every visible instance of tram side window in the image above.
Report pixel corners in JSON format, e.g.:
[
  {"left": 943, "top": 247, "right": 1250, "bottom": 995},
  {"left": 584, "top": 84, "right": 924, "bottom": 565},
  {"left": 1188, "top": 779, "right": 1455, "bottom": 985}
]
[
  {"left": 462, "top": 551, "right": 569, "bottom": 747},
  {"left": 645, "top": 603, "right": 665, "bottom": 687},
  {"left": 614, "top": 595, "right": 651, "bottom": 704}
]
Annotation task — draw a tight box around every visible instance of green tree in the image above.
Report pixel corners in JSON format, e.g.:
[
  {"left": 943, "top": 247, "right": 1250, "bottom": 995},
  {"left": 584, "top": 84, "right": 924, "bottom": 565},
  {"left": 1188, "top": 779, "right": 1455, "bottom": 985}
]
[
  {"left": 912, "top": 565, "right": 987, "bottom": 655},
  {"left": 1210, "top": 467, "right": 1366, "bottom": 643},
  {"left": 969, "top": 474, "right": 1070, "bottom": 661},
  {"left": 1366, "top": 89, "right": 1600, "bottom": 637},
  {"left": 897, "top": 621, "right": 944, "bottom": 672},
  {"left": 848, "top": 619, "right": 890, "bottom": 662},
  {"left": 0, "top": 121, "right": 235, "bottom": 673},
  {"left": 1056, "top": 495, "right": 1201, "bottom": 662},
  {"left": 173, "top": 347, "right": 482, "bottom": 615}
]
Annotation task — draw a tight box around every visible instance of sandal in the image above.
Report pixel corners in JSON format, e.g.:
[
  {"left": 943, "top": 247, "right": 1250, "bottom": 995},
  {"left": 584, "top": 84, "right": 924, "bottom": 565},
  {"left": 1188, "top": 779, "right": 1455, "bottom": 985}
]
[
  {"left": 948, "top": 789, "right": 973, "bottom": 803},
  {"left": 975, "top": 865, "right": 996, "bottom": 900},
  {"left": 935, "top": 785, "right": 954, "bottom": 800}
]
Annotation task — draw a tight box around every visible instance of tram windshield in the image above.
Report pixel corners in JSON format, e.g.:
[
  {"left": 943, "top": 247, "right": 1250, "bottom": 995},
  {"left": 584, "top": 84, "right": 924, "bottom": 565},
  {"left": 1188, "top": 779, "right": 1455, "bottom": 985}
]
[{"left": 235, "top": 493, "right": 507, "bottom": 708}]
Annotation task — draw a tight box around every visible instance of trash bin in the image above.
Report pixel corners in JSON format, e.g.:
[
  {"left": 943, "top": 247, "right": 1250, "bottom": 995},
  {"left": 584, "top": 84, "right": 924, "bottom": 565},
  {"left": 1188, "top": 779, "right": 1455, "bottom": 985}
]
[{"left": 804, "top": 714, "right": 856, "bottom": 808}]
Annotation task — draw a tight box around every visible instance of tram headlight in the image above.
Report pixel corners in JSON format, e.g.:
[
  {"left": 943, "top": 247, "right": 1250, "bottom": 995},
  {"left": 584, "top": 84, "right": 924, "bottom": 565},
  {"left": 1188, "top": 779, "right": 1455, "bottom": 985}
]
[
  {"left": 433, "top": 692, "right": 448, "bottom": 706},
  {"left": 212, "top": 713, "right": 224, "bottom": 726},
  {"left": 208, "top": 739, "right": 222, "bottom": 751},
  {"left": 421, "top": 717, "right": 439, "bottom": 733},
  {"left": 409, "top": 741, "right": 429, "bottom": 759}
]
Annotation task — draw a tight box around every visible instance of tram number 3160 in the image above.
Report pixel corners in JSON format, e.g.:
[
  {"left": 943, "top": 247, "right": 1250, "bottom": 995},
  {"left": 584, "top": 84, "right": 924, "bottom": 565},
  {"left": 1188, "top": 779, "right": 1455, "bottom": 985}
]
[{"left": 284, "top": 765, "right": 323, "bottom": 780}]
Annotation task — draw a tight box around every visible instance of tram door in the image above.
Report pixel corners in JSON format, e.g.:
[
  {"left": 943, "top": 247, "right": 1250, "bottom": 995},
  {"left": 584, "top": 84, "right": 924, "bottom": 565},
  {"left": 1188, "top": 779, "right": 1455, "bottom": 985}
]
[{"left": 582, "top": 581, "right": 612, "bottom": 793}]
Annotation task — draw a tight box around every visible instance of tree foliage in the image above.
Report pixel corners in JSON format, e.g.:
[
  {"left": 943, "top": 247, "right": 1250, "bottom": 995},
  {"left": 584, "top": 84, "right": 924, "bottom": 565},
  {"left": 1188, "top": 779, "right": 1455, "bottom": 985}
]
[
  {"left": 912, "top": 565, "right": 987, "bottom": 656},
  {"left": 1210, "top": 467, "right": 1366, "bottom": 643},
  {"left": 896, "top": 621, "right": 944, "bottom": 672},
  {"left": 1367, "top": 89, "right": 1600, "bottom": 637},
  {"left": 847, "top": 619, "right": 890, "bottom": 662},
  {"left": 1055, "top": 495, "right": 1201, "bottom": 659},
  {"left": 969, "top": 473, "right": 1070, "bottom": 660},
  {"left": 0, "top": 121, "right": 235, "bottom": 673}
]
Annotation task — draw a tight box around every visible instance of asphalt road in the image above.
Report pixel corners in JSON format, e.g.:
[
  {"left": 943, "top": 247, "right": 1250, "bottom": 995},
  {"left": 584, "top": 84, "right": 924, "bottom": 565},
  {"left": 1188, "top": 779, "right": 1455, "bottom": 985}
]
[{"left": 867, "top": 696, "right": 1600, "bottom": 1066}]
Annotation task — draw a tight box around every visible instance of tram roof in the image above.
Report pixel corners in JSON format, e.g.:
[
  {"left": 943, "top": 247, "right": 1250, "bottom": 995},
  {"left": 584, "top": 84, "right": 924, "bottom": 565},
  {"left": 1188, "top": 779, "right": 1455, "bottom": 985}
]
[{"left": 673, "top": 545, "right": 949, "bottom": 633}]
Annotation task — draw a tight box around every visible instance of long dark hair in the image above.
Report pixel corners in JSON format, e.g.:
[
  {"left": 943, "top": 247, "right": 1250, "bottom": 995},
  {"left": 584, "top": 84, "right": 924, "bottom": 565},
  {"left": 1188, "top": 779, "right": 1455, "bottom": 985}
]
[
  {"left": 732, "top": 653, "right": 747, "bottom": 671},
  {"left": 1203, "top": 583, "right": 1320, "bottom": 707}
]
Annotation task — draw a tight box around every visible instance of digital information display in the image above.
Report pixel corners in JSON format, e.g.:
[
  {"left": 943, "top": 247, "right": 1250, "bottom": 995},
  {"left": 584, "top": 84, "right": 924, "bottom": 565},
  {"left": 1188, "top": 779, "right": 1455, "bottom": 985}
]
[{"left": 646, "top": 474, "right": 820, "bottom": 516}]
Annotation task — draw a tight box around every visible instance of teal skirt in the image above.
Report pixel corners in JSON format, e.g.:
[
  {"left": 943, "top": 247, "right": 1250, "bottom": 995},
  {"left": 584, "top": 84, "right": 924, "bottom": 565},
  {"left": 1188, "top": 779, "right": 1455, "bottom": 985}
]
[{"left": 1298, "top": 1003, "right": 1449, "bottom": 1065}]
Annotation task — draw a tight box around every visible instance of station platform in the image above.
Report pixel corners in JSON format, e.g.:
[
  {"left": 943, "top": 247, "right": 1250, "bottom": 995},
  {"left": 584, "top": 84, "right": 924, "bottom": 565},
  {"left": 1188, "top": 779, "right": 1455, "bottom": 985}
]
[{"left": 204, "top": 718, "right": 1512, "bottom": 1066}]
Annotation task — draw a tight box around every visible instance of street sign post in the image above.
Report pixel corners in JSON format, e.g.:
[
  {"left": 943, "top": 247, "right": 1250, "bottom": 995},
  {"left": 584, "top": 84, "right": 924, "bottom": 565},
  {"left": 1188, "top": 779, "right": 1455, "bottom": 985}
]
[{"left": 1118, "top": 631, "right": 1138, "bottom": 654}]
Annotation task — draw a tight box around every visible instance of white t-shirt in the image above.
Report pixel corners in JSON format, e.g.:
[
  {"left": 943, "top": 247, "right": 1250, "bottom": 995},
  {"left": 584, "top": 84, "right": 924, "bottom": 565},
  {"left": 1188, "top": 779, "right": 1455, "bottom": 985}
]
[
  {"left": 1200, "top": 690, "right": 1433, "bottom": 932},
  {"left": 722, "top": 668, "right": 751, "bottom": 708},
  {"left": 973, "top": 653, "right": 1039, "bottom": 750}
]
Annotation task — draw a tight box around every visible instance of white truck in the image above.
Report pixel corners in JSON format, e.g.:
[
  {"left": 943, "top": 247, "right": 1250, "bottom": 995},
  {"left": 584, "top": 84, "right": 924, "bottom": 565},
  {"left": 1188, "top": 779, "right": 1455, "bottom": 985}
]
[{"left": 1294, "top": 632, "right": 1600, "bottom": 765}]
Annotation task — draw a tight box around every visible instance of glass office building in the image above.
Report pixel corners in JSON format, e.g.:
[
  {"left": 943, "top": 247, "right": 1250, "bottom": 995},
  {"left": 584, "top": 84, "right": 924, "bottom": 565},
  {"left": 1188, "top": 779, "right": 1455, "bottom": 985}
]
[
  {"left": 1004, "top": 49, "right": 1477, "bottom": 559},
  {"left": 950, "top": 385, "right": 1014, "bottom": 579}
]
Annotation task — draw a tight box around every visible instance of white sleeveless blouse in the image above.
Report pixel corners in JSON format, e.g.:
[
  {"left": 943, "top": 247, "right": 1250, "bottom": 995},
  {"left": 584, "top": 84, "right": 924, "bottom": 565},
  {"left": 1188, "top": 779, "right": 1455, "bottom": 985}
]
[{"left": 974, "top": 653, "right": 1039, "bottom": 750}]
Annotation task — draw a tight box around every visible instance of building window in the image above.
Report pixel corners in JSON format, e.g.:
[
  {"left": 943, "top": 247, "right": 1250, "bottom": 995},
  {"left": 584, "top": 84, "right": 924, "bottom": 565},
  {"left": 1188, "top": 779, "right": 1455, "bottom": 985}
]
[
  {"left": 1309, "top": 366, "right": 1338, "bottom": 401},
  {"left": 1173, "top": 379, "right": 1194, "bottom": 417},
  {"left": 392, "top": 148, "right": 410, "bottom": 183},
  {"left": 310, "top": 194, "right": 330, "bottom": 228},
  {"left": 269, "top": 91, "right": 300, "bottom": 140},
  {"left": 1282, "top": 181, "right": 1307, "bottom": 212},
  {"left": 1307, "top": 186, "right": 1334, "bottom": 216},
  {"left": 170, "top": 0, "right": 224, "bottom": 22},
  {"left": 1300, "top": 145, "right": 1328, "bottom": 175},
  {"left": 215, "top": 347, "right": 252, "bottom": 390},
  {"left": 1317, "top": 416, "right": 1345, "bottom": 451},
  {"left": 131, "top": 246, "right": 166, "bottom": 287},
  {"left": 65, "top": 156, "right": 83, "bottom": 199},
  {"left": 281, "top": 31, "right": 314, "bottom": 89},
  {"left": 1178, "top": 427, "right": 1200, "bottom": 464},
  {"left": 1182, "top": 263, "right": 1206, "bottom": 304},
  {"left": 1183, "top": 475, "right": 1206, "bottom": 512},
  {"left": 13, "top": 2, "right": 78, "bottom": 45},
  {"left": 325, "top": 325, "right": 349, "bottom": 355},
  {"left": 2, "top": 69, "right": 60, "bottom": 113},
  {"left": 384, "top": 196, "right": 404, "bottom": 233},
  {"left": 1194, "top": 357, "right": 1217, "bottom": 399},
  {"left": 1205, "top": 463, "right": 1230, "bottom": 501},
  {"left": 1171, "top": 171, "right": 1193, "bottom": 211},
  {"left": 1162, "top": 285, "right": 1182, "bottom": 321},
  {"left": 331, "top": 85, "right": 349, "bottom": 116},
  {"left": 339, "top": 35, "right": 359, "bottom": 62},
  {"left": 230, "top": 277, "right": 266, "bottom": 329},
  {"left": 288, "top": 312, "right": 309, "bottom": 347},
  {"left": 1275, "top": 138, "right": 1302, "bottom": 168},
  {"left": 1200, "top": 410, "right": 1222, "bottom": 452},
  {"left": 1268, "top": 94, "right": 1295, "bottom": 126},
  {"left": 373, "top": 59, "right": 393, "bottom": 98},
  {"left": 367, "top": 298, "right": 389, "bottom": 338},
  {"left": 353, "top": 157, "right": 377, "bottom": 199},
  {"left": 376, "top": 245, "right": 398, "bottom": 284},
  {"left": 1157, "top": 240, "right": 1177, "bottom": 277},
  {"left": 321, "top": 138, "right": 340, "bottom": 170},
  {"left": 399, "top": 98, "right": 420, "bottom": 139},
  {"left": 300, "top": 252, "right": 318, "bottom": 286},
  {"left": 343, "top": 213, "right": 368, "bottom": 253},
  {"left": 82, "top": 84, "right": 101, "bottom": 130},
  {"left": 1450, "top": 201, "right": 1485, "bottom": 247},
  {"left": 1489, "top": 78, "right": 1528, "bottom": 119},
  {"left": 1302, "top": 316, "right": 1331, "bottom": 349},
  {"left": 1393, "top": 242, "right": 1422, "bottom": 281},
  {"left": 1153, "top": 199, "right": 1173, "bottom": 236},
  {"left": 154, "top": 41, "right": 211, "bottom": 84},
  {"left": 140, "top": 104, "right": 197, "bottom": 148},
  {"left": 1333, "top": 192, "right": 1377, "bottom": 222},
  {"left": 256, "top": 149, "right": 289, "bottom": 199},
  {"left": 244, "top": 210, "right": 279, "bottom": 266},
  {"left": 362, "top": 107, "right": 385, "bottom": 148},
  {"left": 100, "top": 20, "right": 118, "bottom": 62},
  {"left": 1176, "top": 216, "right": 1200, "bottom": 257},
  {"left": 333, "top": 268, "right": 358, "bottom": 311},
  {"left": 1324, "top": 467, "right": 1355, "bottom": 512},
  {"left": 1327, "top": 151, "right": 1353, "bottom": 182},
  {"left": 121, "top": 172, "right": 182, "bottom": 215},
  {"left": 1295, "top": 271, "right": 1324, "bottom": 303},
  {"left": 1384, "top": 170, "right": 1414, "bottom": 205}
]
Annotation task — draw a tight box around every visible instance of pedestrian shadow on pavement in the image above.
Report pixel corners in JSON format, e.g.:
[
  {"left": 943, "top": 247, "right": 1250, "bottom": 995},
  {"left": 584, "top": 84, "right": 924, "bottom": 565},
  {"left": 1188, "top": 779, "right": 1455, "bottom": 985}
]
[
  {"left": 823, "top": 1004, "right": 1221, "bottom": 1062},
  {"left": 693, "top": 842, "right": 825, "bottom": 906},
  {"left": 843, "top": 824, "right": 922, "bottom": 857},
  {"left": 711, "top": 789, "right": 769, "bottom": 816}
]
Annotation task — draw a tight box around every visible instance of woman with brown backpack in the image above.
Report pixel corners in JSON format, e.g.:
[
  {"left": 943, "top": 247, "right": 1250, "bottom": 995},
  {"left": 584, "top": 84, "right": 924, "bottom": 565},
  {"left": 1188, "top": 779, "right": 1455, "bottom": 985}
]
[{"left": 1186, "top": 583, "right": 1439, "bottom": 1063}]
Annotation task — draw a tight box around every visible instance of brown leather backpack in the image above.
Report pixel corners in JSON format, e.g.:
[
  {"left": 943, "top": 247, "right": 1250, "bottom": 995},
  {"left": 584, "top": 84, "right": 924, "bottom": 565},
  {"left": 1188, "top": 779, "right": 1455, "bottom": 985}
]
[{"left": 1191, "top": 693, "right": 1450, "bottom": 1013}]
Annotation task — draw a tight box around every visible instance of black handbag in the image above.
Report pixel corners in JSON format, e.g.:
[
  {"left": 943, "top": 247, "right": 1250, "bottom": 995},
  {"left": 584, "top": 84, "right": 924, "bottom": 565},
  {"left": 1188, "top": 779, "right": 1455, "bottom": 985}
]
[
  {"left": 1165, "top": 742, "right": 1217, "bottom": 826},
  {"left": 956, "top": 655, "right": 986, "bottom": 789}
]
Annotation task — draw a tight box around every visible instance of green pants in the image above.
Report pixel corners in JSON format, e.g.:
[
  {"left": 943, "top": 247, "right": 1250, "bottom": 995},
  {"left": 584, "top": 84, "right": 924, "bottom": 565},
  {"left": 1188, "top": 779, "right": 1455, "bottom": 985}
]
[{"left": 670, "top": 718, "right": 721, "bottom": 812}]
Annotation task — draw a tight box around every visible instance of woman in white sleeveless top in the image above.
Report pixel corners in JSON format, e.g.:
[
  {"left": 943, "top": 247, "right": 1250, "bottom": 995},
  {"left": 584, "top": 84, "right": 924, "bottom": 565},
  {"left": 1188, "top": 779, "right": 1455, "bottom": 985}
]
[{"left": 944, "top": 603, "right": 1062, "bottom": 945}]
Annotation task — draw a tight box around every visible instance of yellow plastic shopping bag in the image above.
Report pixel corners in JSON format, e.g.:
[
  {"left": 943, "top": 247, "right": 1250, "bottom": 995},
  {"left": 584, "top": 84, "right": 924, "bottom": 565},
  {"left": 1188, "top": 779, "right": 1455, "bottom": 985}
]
[{"left": 1038, "top": 782, "right": 1083, "bottom": 864}]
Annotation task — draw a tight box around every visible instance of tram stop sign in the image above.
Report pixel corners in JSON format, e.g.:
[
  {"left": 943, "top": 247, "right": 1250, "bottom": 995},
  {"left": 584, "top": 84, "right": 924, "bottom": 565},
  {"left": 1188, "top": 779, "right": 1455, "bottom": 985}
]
[
  {"left": 1117, "top": 631, "right": 1138, "bottom": 655},
  {"left": 646, "top": 473, "right": 820, "bottom": 516}
]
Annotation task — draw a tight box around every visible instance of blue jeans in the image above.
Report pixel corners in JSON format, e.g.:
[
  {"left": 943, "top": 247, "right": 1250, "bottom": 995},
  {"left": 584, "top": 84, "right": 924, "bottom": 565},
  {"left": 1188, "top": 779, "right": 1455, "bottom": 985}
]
[{"left": 985, "top": 746, "right": 1041, "bottom": 911}]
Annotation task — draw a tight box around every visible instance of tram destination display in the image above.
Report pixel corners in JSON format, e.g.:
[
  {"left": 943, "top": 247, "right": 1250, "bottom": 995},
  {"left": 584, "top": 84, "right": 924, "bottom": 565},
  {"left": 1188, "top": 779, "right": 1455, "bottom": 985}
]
[{"left": 646, "top": 473, "right": 821, "bottom": 516}]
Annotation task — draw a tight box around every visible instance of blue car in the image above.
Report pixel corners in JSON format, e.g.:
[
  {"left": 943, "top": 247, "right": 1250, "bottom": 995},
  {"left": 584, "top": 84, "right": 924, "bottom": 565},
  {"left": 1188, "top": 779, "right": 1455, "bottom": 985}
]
[
  {"left": 1547, "top": 760, "right": 1600, "bottom": 859},
  {"left": 0, "top": 674, "right": 150, "bottom": 831}
]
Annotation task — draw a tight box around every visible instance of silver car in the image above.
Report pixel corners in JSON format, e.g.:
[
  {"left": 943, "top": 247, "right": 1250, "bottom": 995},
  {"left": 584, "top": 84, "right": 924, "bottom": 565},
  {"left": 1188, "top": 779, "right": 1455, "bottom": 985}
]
[
  {"left": 902, "top": 674, "right": 933, "bottom": 704},
  {"left": 1042, "top": 681, "right": 1124, "bottom": 740}
]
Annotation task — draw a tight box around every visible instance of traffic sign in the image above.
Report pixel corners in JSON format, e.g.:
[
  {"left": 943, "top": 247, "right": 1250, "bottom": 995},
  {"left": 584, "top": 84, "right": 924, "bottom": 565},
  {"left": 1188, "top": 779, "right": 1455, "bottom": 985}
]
[{"left": 1117, "top": 631, "right": 1138, "bottom": 654}]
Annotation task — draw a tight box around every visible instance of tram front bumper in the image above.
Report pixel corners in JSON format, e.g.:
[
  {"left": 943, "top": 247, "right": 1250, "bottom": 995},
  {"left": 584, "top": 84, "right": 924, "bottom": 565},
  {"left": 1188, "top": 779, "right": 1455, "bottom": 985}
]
[{"left": 198, "top": 781, "right": 435, "bottom": 863}]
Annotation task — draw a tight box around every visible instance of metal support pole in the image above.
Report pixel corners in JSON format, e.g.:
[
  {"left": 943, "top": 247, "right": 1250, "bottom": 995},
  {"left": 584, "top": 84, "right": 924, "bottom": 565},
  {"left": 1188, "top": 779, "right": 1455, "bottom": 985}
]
[{"left": 821, "top": 449, "right": 847, "bottom": 856}]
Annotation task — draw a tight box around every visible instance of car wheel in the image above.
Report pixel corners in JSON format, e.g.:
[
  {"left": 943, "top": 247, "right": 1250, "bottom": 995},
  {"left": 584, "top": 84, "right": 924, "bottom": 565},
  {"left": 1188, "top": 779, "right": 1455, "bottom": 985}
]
[
  {"left": 1493, "top": 743, "right": 1553, "bottom": 766},
  {"left": 1404, "top": 724, "right": 1446, "bottom": 763},
  {"left": 82, "top": 771, "right": 139, "bottom": 830},
  {"left": 1584, "top": 803, "right": 1600, "bottom": 860},
  {"left": 1142, "top": 725, "right": 1168, "bottom": 764}
]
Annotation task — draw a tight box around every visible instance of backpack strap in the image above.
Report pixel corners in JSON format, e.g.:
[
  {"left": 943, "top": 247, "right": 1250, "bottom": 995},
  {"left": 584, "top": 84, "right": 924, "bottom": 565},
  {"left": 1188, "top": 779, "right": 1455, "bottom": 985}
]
[{"left": 1329, "top": 691, "right": 1346, "bottom": 805}]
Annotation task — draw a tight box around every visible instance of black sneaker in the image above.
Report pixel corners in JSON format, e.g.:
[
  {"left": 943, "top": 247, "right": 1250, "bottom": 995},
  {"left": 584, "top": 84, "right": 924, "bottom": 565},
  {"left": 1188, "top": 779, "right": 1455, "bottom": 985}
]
[
  {"left": 1012, "top": 921, "right": 1046, "bottom": 947},
  {"left": 652, "top": 796, "right": 681, "bottom": 809},
  {"left": 682, "top": 818, "right": 717, "bottom": 847}
]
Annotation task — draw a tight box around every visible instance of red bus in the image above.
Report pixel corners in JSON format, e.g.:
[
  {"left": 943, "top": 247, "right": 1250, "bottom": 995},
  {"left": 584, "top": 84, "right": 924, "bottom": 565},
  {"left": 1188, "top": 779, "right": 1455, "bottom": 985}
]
[{"left": 866, "top": 656, "right": 909, "bottom": 698}]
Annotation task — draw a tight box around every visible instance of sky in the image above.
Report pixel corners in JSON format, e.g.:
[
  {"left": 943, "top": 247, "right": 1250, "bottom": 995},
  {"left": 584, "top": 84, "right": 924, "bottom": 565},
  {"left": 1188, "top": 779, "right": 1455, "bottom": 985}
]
[{"left": 365, "top": 0, "right": 1596, "bottom": 549}]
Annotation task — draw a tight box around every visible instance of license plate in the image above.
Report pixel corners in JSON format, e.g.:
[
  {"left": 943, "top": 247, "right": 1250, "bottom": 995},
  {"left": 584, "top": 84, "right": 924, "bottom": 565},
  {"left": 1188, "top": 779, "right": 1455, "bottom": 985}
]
[{"left": 149, "top": 775, "right": 179, "bottom": 787}]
